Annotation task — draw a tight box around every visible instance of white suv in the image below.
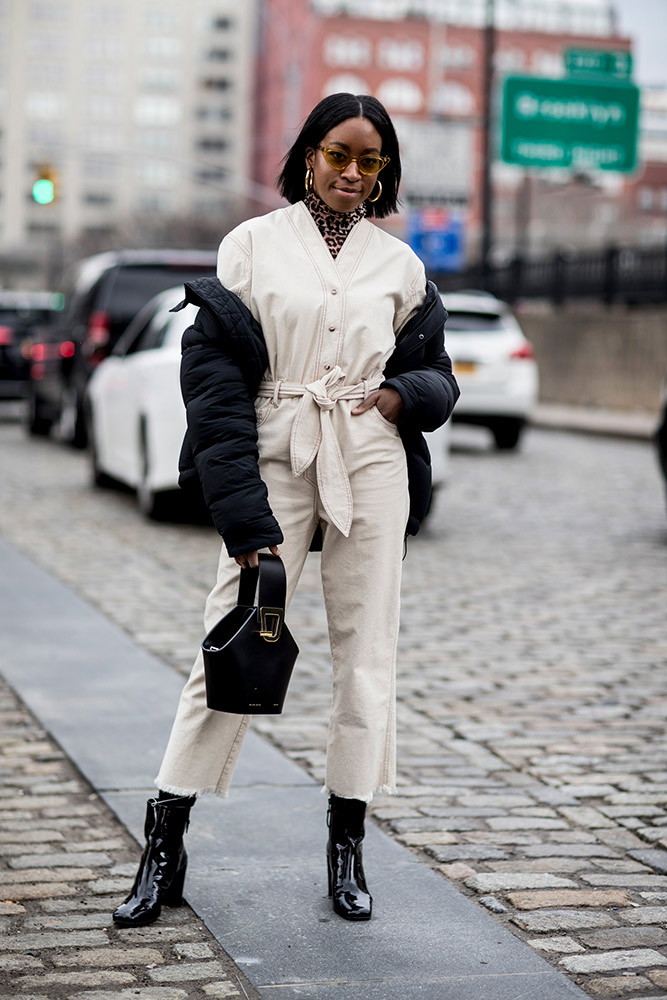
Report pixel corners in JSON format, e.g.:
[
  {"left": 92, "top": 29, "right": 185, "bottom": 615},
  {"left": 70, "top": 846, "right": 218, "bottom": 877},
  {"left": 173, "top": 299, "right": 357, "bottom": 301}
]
[{"left": 441, "top": 291, "right": 539, "bottom": 450}]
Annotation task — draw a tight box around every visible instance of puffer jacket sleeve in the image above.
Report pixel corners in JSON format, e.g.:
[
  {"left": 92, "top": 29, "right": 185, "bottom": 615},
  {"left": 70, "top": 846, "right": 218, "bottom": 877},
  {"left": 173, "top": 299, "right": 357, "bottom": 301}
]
[
  {"left": 382, "top": 286, "right": 459, "bottom": 433},
  {"left": 180, "top": 310, "right": 283, "bottom": 557}
]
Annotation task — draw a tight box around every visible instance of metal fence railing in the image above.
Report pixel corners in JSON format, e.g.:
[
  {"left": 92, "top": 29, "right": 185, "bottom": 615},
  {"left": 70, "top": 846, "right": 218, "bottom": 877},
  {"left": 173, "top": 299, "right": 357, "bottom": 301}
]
[{"left": 430, "top": 243, "right": 667, "bottom": 306}]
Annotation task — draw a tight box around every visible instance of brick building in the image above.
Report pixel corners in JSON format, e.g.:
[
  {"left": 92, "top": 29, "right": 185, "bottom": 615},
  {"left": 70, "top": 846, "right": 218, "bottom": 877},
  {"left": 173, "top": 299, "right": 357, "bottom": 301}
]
[{"left": 253, "top": 0, "right": 638, "bottom": 260}]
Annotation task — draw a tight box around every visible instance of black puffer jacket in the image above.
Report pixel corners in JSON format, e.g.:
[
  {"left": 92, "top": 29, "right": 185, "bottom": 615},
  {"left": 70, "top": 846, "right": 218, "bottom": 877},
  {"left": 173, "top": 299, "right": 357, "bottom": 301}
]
[{"left": 175, "top": 277, "right": 458, "bottom": 556}]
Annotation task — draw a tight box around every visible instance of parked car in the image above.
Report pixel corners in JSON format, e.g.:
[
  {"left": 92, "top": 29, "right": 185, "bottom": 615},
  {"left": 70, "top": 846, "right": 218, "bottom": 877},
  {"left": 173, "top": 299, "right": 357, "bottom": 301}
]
[
  {"left": 657, "top": 371, "right": 667, "bottom": 519},
  {"left": 0, "top": 290, "right": 63, "bottom": 400},
  {"left": 86, "top": 287, "right": 199, "bottom": 519},
  {"left": 89, "top": 284, "right": 453, "bottom": 523},
  {"left": 440, "top": 290, "right": 539, "bottom": 450},
  {"left": 26, "top": 249, "right": 216, "bottom": 446}
]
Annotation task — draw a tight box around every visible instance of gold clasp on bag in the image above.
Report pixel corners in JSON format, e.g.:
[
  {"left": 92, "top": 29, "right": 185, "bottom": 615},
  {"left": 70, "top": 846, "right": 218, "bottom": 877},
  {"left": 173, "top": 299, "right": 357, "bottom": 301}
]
[{"left": 259, "top": 607, "right": 283, "bottom": 642}]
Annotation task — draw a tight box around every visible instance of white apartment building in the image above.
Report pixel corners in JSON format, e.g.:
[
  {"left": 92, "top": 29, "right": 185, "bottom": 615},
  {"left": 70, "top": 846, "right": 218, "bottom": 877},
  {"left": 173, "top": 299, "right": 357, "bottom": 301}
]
[{"left": 0, "top": 0, "right": 257, "bottom": 256}]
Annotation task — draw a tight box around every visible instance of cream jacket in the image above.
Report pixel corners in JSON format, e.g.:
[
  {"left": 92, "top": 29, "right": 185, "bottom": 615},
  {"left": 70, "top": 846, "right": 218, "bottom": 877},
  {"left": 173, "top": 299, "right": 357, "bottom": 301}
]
[{"left": 217, "top": 200, "right": 426, "bottom": 388}]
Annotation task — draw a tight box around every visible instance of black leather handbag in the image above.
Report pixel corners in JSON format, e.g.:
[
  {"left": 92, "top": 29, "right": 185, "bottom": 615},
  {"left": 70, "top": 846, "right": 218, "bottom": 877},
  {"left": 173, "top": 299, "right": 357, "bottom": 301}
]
[{"left": 202, "top": 554, "right": 298, "bottom": 715}]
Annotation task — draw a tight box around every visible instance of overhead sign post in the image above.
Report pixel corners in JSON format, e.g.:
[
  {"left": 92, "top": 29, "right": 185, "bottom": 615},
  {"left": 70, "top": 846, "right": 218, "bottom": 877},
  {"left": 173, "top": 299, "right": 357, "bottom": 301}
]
[{"left": 500, "top": 75, "right": 640, "bottom": 172}]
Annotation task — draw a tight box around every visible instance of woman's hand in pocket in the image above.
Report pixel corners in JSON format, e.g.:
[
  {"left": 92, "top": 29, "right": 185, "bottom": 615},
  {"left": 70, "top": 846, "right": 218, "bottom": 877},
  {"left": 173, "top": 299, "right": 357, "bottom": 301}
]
[{"left": 351, "top": 387, "right": 403, "bottom": 424}]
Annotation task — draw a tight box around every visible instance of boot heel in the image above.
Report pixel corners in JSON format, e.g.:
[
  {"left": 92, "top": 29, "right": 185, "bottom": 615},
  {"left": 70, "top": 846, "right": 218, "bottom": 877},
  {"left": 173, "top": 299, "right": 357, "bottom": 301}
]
[{"left": 163, "top": 864, "right": 186, "bottom": 907}]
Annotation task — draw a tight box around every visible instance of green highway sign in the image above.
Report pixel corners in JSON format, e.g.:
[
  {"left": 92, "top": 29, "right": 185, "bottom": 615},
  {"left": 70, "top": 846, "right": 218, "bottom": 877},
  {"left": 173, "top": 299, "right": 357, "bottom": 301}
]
[
  {"left": 500, "top": 75, "right": 640, "bottom": 172},
  {"left": 565, "top": 48, "right": 633, "bottom": 80}
]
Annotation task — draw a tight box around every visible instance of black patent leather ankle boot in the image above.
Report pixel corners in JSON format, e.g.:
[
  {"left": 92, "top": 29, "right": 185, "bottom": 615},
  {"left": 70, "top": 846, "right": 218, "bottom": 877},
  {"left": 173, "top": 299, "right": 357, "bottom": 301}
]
[
  {"left": 112, "top": 794, "right": 194, "bottom": 927},
  {"left": 326, "top": 794, "right": 372, "bottom": 921}
]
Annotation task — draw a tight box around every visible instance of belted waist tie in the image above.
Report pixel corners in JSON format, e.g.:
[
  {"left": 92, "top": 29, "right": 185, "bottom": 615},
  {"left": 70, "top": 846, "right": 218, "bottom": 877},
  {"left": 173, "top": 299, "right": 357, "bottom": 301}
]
[{"left": 256, "top": 365, "right": 383, "bottom": 537}]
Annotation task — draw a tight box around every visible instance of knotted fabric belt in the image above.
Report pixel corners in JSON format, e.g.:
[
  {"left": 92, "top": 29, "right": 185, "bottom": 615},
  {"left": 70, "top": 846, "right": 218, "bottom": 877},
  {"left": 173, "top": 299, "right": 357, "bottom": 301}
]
[{"left": 256, "top": 365, "right": 383, "bottom": 536}]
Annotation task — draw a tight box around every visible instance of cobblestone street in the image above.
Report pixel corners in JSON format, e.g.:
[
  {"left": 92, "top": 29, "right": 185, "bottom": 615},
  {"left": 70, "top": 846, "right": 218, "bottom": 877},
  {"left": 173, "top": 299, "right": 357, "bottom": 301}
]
[{"left": 1, "top": 414, "right": 666, "bottom": 998}]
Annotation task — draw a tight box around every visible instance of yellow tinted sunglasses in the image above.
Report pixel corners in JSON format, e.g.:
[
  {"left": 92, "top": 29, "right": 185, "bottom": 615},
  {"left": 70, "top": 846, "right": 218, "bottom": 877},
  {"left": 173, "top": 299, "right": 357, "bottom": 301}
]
[{"left": 317, "top": 146, "right": 390, "bottom": 175}]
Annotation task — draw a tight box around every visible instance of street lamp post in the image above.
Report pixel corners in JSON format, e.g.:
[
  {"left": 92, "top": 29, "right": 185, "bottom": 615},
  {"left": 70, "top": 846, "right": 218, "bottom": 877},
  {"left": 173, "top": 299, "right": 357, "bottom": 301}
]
[{"left": 480, "top": 0, "right": 495, "bottom": 288}]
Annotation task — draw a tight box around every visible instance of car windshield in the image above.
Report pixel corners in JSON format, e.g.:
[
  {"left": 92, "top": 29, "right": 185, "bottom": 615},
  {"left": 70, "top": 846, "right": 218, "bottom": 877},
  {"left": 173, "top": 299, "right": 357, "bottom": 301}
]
[
  {"left": 446, "top": 311, "right": 508, "bottom": 332},
  {"left": 96, "top": 265, "right": 215, "bottom": 346}
]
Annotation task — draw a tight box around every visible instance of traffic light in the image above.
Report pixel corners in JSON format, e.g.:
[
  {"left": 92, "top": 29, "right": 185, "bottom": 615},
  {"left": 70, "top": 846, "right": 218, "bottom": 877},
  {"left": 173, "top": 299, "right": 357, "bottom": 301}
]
[{"left": 32, "top": 164, "right": 57, "bottom": 205}]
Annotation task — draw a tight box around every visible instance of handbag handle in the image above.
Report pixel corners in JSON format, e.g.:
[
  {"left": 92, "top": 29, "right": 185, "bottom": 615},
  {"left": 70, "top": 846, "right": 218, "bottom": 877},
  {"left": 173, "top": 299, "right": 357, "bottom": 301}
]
[{"left": 237, "top": 554, "right": 287, "bottom": 642}]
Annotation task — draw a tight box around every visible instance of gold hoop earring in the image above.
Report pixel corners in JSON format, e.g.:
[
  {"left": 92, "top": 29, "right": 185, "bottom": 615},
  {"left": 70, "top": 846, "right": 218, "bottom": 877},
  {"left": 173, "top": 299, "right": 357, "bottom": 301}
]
[
  {"left": 305, "top": 167, "right": 313, "bottom": 193},
  {"left": 367, "top": 180, "right": 382, "bottom": 203}
]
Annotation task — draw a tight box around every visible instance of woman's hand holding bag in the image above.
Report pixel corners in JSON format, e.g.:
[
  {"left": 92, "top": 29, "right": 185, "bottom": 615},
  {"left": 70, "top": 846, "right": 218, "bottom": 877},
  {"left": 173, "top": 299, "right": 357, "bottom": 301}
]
[{"left": 202, "top": 553, "right": 298, "bottom": 715}]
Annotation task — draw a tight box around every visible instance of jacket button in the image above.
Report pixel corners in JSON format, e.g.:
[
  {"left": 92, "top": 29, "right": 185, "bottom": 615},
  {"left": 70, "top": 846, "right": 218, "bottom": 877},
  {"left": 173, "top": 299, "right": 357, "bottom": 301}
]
[
  {"left": 328, "top": 325, "right": 335, "bottom": 332},
  {"left": 324, "top": 364, "right": 331, "bottom": 370},
  {"left": 331, "top": 288, "right": 337, "bottom": 295},
  {"left": 418, "top": 334, "right": 424, "bottom": 340}
]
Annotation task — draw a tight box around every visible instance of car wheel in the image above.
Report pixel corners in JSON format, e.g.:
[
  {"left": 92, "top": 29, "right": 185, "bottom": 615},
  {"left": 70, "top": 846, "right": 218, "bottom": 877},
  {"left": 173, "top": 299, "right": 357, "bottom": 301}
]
[
  {"left": 137, "top": 423, "right": 178, "bottom": 521},
  {"left": 87, "top": 411, "right": 118, "bottom": 490},
  {"left": 25, "top": 387, "right": 52, "bottom": 437},
  {"left": 491, "top": 418, "right": 524, "bottom": 451},
  {"left": 58, "top": 387, "right": 88, "bottom": 449}
]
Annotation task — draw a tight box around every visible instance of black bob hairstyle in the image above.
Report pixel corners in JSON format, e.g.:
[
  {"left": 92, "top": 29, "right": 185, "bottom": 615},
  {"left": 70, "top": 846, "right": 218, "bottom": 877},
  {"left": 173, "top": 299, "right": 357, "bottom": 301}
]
[{"left": 277, "top": 93, "right": 401, "bottom": 220}]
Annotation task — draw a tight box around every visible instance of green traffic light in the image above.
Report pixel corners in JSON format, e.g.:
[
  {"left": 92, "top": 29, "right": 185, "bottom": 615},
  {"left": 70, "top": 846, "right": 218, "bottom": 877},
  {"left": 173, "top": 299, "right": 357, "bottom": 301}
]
[{"left": 32, "top": 178, "right": 55, "bottom": 204}]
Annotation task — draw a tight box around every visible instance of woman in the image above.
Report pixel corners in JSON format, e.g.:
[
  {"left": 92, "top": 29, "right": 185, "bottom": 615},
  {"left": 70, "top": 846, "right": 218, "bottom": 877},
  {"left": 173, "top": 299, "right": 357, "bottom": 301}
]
[{"left": 113, "top": 93, "right": 458, "bottom": 928}]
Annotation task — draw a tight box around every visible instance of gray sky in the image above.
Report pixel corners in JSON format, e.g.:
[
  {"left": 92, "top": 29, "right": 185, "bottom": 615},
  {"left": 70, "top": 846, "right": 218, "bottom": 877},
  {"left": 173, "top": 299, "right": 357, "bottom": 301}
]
[{"left": 611, "top": 0, "right": 667, "bottom": 86}]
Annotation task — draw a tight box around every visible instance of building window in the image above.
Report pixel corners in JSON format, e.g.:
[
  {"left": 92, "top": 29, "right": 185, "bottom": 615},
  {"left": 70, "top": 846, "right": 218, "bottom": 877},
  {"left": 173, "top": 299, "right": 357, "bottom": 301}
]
[
  {"left": 322, "top": 74, "right": 368, "bottom": 98},
  {"left": 144, "top": 37, "right": 181, "bottom": 58},
  {"left": 376, "top": 78, "right": 424, "bottom": 114},
  {"left": 29, "top": 2, "right": 68, "bottom": 20},
  {"left": 208, "top": 48, "right": 232, "bottom": 62},
  {"left": 28, "top": 33, "right": 66, "bottom": 56},
  {"left": 86, "top": 38, "right": 123, "bottom": 59},
  {"left": 86, "top": 5, "right": 122, "bottom": 26},
  {"left": 84, "top": 96, "right": 120, "bottom": 121},
  {"left": 213, "top": 17, "right": 232, "bottom": 30},
  {"left": 430, "top": 81, "right": 475, "bottom": 117},
  {"left": 140, "top": 68, "right": 179, "bottom": 91},
  {"left": 195, "top": 167, "right": 227, "bottom": 185},
  {"left": 84, "top": 129, "right": 119, "bottom": 151},
  {"left": 137, "top": 131, "right": 176, "bottom": 151},
  {"left": 25, "top": 92, "right": 66, "bottom": 120},
  {"left": 27, "top": 222, "right": 62, "bottom": 236},
  {"left": 137, "top": 194, "right": 172, "bottom": 212},
  {"left": 638, "top": 187, "right": 653, "bottom": 211},
  {"left": 323, "top": 35, "right": 371, "bottom": 68},
  {"left": 202, "top": 77, "right": 231, "bottom": 92},
  {"left": 136, "top": 160, "right": 179, "bottom": 187},
  {"left": 83, "top": 156, "right": 118, "bottom": 181},
  {"left": 198, "top": 138, "right": 228, "bottom": 153},
  {"left": 83, "top": 192, "right": 113, "bottom": 206},
  {"left": 82, "top": 225, "right": 117, "bottom": 240},
  {"left": 438, "top": 44, "right": 475, "bottom": 70},
  {"left": 27, "top": 124, "right": 61, "bottom": 145},
  {"left": 28, "top": 63, "right": 66, "bottom": 87},
  {"left": 377, "top": 39, "right": 424, "bottom": 72},
  {"left": 660, "top": 189, "right": 667, "bottom": 212},
  {"left": 134, "top": 96, "right": 181, "bottom": 125},
  {"left": 531, "top": 49, "right": 563, "bottom": 76},
  {"left": 495, "top": 48, "right": 525, "bottom": 72},
  {"left": 145, "top": 10, "right": 177, "bottom": 29},
  {"left": 196, "top": 105, "right": 232, "bottom": 123},
  {"left": 85, "top": 66, "right": 122, "bottom": 90}
]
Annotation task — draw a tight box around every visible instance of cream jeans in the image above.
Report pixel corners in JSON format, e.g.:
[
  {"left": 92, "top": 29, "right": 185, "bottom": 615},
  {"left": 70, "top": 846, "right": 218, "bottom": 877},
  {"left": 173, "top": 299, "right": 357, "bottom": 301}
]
[{"left": 155, "top": 403, "right": 409, "bottom": 802}]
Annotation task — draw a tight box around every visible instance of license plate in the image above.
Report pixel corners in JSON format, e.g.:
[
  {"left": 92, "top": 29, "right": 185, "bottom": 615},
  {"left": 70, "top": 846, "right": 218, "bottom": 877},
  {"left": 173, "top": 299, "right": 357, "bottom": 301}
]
[{"left": 454, "top": 361, "right": 477, "bottom": 374}]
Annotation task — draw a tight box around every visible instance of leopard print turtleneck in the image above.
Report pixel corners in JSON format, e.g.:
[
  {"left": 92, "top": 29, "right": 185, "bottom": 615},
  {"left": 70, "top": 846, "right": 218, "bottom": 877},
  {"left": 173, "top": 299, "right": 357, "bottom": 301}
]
[{"left": 304, "top": 191, "right": 367, "bottom": 259}]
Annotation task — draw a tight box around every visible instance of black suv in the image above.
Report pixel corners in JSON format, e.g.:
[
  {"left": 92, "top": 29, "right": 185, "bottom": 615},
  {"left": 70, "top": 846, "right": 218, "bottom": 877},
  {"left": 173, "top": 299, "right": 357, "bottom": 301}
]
[
  {"left": 0, "top": 291, "right": 64, "bottom": 400},
  {"left": 27, "top": 249, "right": 216, "bottom": 445}
]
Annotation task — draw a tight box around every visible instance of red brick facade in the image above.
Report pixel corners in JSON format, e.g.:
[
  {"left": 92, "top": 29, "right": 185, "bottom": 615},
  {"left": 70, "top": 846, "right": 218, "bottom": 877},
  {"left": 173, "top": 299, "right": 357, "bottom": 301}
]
[{"left": 253, "top": 0, "right": 637, "bottom": 259}]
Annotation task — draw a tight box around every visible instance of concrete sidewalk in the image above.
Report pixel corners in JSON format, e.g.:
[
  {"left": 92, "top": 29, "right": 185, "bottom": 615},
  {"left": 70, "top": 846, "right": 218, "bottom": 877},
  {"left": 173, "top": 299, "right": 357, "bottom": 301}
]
[
  {"left": 531, "top": 404, "right": 657, "bottom": 441},
  {"left": 0, "top": 537, "right": 588, "bottom": 999}
]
